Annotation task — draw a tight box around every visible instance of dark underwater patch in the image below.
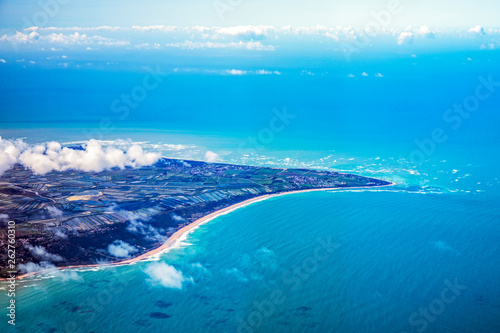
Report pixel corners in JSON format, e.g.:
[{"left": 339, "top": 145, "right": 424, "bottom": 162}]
[{"left": 149, "top": 312, "right": 171, "bottom": 319}]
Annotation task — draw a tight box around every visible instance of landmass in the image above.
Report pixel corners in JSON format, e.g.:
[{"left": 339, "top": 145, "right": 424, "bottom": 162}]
[{"left": 0, "top": 157, "right": 392, "bottom": 278}]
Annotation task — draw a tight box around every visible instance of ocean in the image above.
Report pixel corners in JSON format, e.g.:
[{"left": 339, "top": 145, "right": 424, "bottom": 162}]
[{"left": 1, "top": 50, "right": 500, "bottom": 332}]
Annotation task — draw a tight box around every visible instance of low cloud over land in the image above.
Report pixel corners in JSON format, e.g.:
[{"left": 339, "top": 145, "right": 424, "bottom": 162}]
[{"left": 107, "top": 240, "right": 138, "bottom": 258}]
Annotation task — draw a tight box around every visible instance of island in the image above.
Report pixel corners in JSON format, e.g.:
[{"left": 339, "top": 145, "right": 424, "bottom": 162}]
[{"left": 0, "top": 158, "right": 393, "bottom": 278}]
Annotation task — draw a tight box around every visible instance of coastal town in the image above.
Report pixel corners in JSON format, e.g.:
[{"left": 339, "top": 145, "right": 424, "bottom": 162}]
[{"left": 0, "top": 158, "right": 391, "bottom": 277}]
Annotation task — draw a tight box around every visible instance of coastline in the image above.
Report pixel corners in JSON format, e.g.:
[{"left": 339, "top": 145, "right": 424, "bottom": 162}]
[{"left": 7, "top": 183, "right": 395, "bottom": 281}]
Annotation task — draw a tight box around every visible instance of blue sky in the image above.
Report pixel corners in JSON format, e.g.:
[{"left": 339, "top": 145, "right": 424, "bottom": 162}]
[{"left": 0, "top": 0, "right": 499, "bottom": 29}]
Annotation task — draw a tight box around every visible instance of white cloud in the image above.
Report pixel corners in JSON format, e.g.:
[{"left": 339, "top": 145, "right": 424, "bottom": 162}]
[
  {"left": 324, "top": 32, "right": 340, "bottom": 41},
  {"left": 18, "top": 261, "right": 82, "bottom": 281},
  {"left": 468, "top": 25, "right": 485, "bottom": 35},
  {"left": 171, "top": 214, "right": 185, "bottom": 222},
  {"left": 46, "top": 206, "right": 63, "bottom": 218},
  {"left": 397, "top": 26, "right": 436, "bottom": 45},
  {"left": 0, "top": 138, "right": 25, "bottom": 175},
  {"left": 54, "top": 228, "right": 68, "bottom": 239},
  {"left": 126, "top": 217, "right": 165, "bottom": 242},
  {"left": 205, "top": 151, "right": 221, "bottom": 163},
  {"left": 108, "top": 204, "right": 165, "bottom": 243},
  {"left": 347, "top": 73, "right": 355, "bottom": 78},
  {"left": 375, "top": 73, "right": 384, "bottom": 77},
  {"left": 398, "top": 32, "right": 415, "bottom": 45},
  {"left": 225, "top": 69, "right": 247, "bottom": 75},
  {"left": 281, "top": 25, "right": 336, "bottom": 35},
  {"left": 177, "top": 68, "right": 281, "bottom": 76},
  {"left": 0, "top": 31, "right": 128, "bottom": 47},
  {"left": 144, "top": 262, "right": 193, "bottom": 289},
  {"left": 0, "top": 31, "right": 39, "bottom": 44},
  {"left": 361, "top": 72, "right": 369, "bottom": 77},
  {"left": 27, "top": 26, "right": 123, "bottom": 32},
  {"left": 4, "top": 25, "right": 498, "bottom": 53},
  {"left": 42, "top": 32, "right": 129, "bottom": 46},
  {"left": 214, "top": 25, "right": 275, "bottom": 39},
  {"left": 480, "top": 42, "right": 498, "bottom": 50},
  {"left": 134, "top": 43, "right": 149, "bottom": 49},
  {"left": 107, "top": 240, "right": 138, "bottom": 258},
  {"left": 25, "top": 244, "right": 64, "bottom": 262},
  {"left": 0, "top": 138, "right": 160, "bottom": 175},
  {"left": 132, "top": 25, "right": 177, "bottom": 32},
  {"left": 0, "top": 59, "right": 6, "bottom": 63},
  {"left": 418, "top": 26, "right": 435, "bottom": 39}
]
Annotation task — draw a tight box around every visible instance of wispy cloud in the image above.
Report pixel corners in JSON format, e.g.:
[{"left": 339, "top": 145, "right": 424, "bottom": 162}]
[
  {"left": 225, "top": 69, "right": 246, "bottom": 75},
  {"left": 126, "top": 217, "right": 166, "bottom": 242},
  {"left": 0, "top": 214, "right": 9, "bottom": 223},
  {"left": 213, "top": 25, "right": 275, "bottom": 40},
  {"left": 1, "top": 25, "right": 498, "bottom": 53},
  {"left": 468, "top": 25, "right": 485, "bottom": 35},
  {"left": 18, "top": 261, "right": 82, "bottom": 281},
  {"left": 0, "top": 138, "right": 160, "bottom": 176},
  {"left": 165, "top": 40, "right": 274, "bottom": 51},
  {"left": 204, "top": 151, "right": 221, "bottom": 162},
  {"left": 256, "top": 69, "right": 281, "bottom": 75},
  {"left": 1, "top": 31, "right": 128, "bottom": 46},
  {"left": 46, "top": 206, "right": 63, "bottom": 218},
  {"left": 25, "top": 244, "right": 64, "bottom": 262},
  {"left": 398, "top": 31, "right": 415, "bottom": 45},
  {"left": 107, "top": 240, "right": 138, "bottom": 258}
]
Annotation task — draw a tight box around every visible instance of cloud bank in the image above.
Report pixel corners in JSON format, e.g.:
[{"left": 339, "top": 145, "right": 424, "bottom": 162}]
[
  {"left": 46, "top": 206, "right": 64, "bottom": 218},
  {"left": 165, "top": 40, "right": 274, "bottom": 51},
  {"left": 19, "top": 244, "right": 82, "bottom": 281},
  {"left": 0, "top": 138, "right": 160, "bottom": 176},
  {"left": 1, "top": 25, "right": 498, "bottom": 54}
]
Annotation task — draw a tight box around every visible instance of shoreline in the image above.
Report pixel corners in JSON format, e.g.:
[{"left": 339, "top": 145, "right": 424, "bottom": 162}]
[{"left": 6, "top": 183, "right": 395, "bottom": 281}]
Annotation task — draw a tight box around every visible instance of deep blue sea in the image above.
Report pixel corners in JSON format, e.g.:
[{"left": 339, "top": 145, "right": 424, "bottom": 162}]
[{"left": 0, "top": 51, "right": 499, "bottom": 332}]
